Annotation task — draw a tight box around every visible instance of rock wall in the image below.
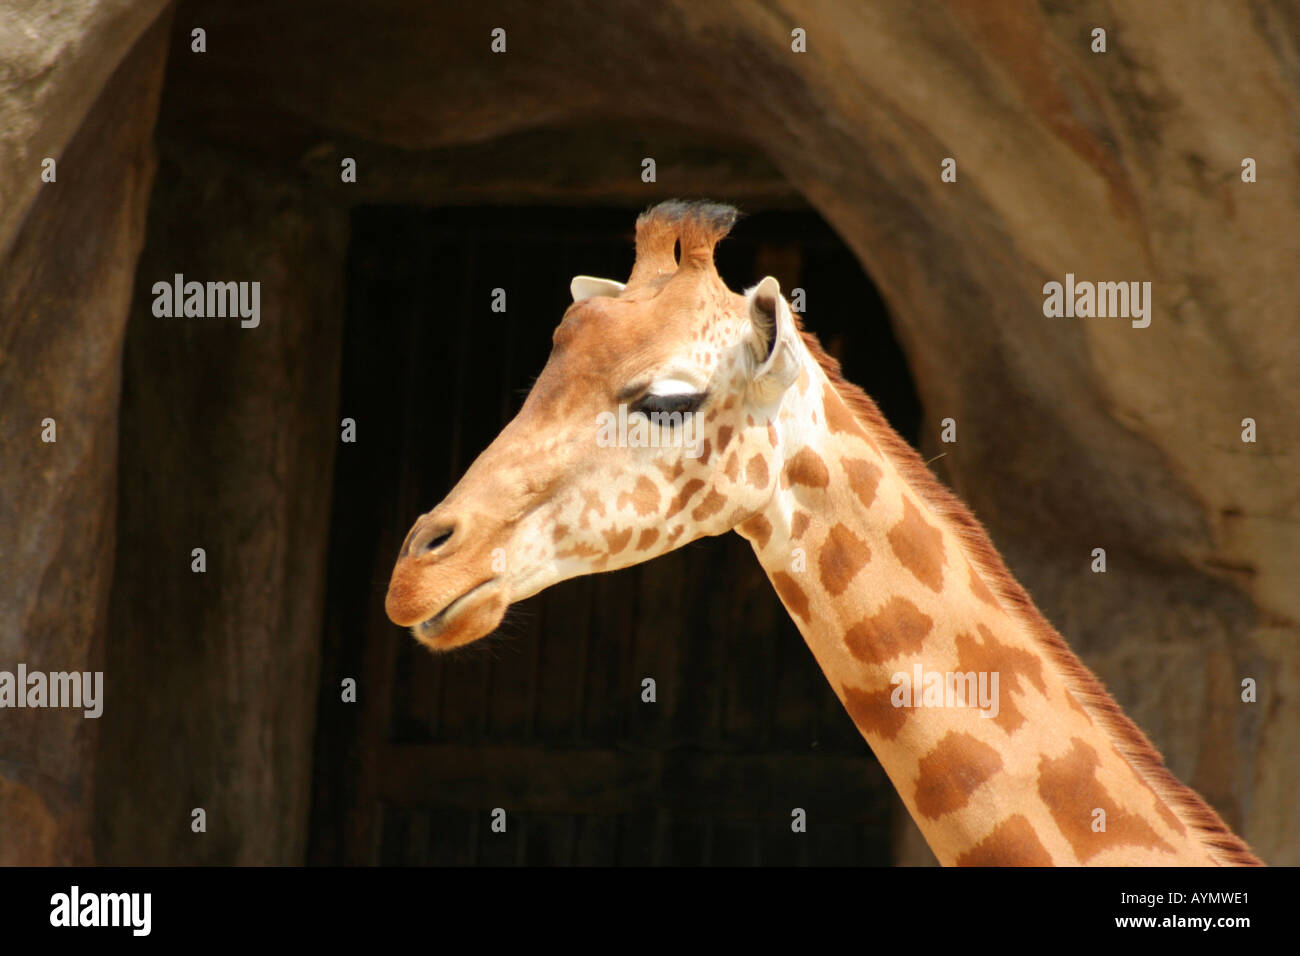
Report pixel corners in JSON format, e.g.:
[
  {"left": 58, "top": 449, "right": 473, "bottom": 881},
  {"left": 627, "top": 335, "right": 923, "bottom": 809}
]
[
  {"left": 92, "top": 146, "right": 348, "bottom": 864},
  {"left": 0, "top": 0, "right": 171, "bottom": 256},
  {"left": 0, "top": 8, "right": 170, "bottom": 864}
]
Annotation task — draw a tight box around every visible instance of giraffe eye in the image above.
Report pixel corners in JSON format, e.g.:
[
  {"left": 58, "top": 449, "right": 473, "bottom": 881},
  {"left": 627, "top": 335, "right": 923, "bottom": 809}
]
[{"left": 630, "top": 392, "right": 706, "bottom": 418}]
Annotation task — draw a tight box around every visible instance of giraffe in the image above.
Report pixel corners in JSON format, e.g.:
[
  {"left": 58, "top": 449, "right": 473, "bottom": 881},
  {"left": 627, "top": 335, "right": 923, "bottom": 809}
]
[{"left": 385, "top": 200, "right": 1261, "bottom": 866}]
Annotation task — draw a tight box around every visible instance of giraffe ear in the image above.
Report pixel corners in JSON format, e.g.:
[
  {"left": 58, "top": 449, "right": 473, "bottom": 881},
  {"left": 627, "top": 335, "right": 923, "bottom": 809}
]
[
  {"left": 747, "top": 276, "right": 800, "bottom": 395},
  {"left": 570, "top": 275, "right": 626, "bottom": 302}
]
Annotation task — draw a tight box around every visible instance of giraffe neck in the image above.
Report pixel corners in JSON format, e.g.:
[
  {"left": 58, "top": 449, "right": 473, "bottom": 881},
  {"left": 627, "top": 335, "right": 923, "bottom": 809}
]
[{"left": 737, "top": 352, "right": 1254, "bottom": 865}]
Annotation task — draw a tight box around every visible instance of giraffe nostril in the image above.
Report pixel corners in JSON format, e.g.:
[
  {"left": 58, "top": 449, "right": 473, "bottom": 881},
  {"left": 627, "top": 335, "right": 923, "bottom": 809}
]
[{"left": 423, "top": 526, "right": 454, "bottom": 554}]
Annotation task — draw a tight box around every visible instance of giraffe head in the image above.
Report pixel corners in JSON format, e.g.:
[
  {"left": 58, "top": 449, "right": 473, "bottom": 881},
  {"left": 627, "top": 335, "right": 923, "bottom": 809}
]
[{"left": 386, "top": 200, "right": 805, "bottom": 649}]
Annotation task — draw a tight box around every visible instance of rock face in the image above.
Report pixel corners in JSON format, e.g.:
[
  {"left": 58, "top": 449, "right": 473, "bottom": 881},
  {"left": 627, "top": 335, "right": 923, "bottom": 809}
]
[
  {"left": 0, "top": 0, "right": 171, "bottom": 257},
  {"left": 92, "top": 148, "right": 348, "bottom": 864},
  {"left": 0, "top": 9, "right": 170, "bottom": 864},
  {"left": 1, "top": 0, "right": 1295, "bottom": 863}
]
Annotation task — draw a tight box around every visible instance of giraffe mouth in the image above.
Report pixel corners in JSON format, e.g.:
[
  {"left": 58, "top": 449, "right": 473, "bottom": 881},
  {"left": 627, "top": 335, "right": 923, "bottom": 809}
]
[{"left": 415, "top": 578, "right": 499, "bottom": 638}]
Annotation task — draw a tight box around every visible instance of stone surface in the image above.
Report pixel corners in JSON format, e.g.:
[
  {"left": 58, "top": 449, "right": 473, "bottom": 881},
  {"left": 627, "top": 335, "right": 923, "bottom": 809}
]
[
  {"left": 0, "top": 10, "right": 170, "bottom": 864},
  {"left": 91, "top": 147, "right": 349, "bottom": 864},
  {"left": 0, "top": 0, "right": 170, "bottom": 257},
  {"left": 294, "top": 121, "right": 802, "bottom": 210}
]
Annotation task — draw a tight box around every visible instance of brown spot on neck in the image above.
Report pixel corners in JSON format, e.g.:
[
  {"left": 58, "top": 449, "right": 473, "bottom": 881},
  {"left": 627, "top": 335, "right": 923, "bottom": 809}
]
[
  {"left": 724, "top": 450, "right": 740, "bottom": 481},
  {"left": 784, "top": 447, "right": 830, "bottom": 489},
  {"left": 914, "top": 732, "right": 1004, "bottom": 820},
  {"left": 823, "top": 382, "right": 868, "bottom": 438},
  {"left": 716, "top": 425, "right": 734, "bottom": 453},
  {"left": 887, "top": 497, "right": 947, "bottom": 592},
  {"left": 953, "top": 625, "right": 1047, "bottom": 734},
  {"left": 738, "top": 513, "right": 772, "bottom": 550},
  {"left": 745, "top": 454, "right": 769, "bottom": 489},
  {"left": 617, "top": 476, "right": 661, "bottom": 517},
  {"left": 842, "top": 683, "right": 909, "bottom": 741},
  {"left": 816, "top": 522, "right": 871, "bottom": 597},
  {"left": 602, "top": 526, "right": 633, "bottom": 555},
  {"left": 978, "top": 625, "right": 1044, "bottom": 689},
  {"left": 790, "top": 511, "right": 811, "bottom": 539},
  {"left": 842, "top": 457, "right": 882, "bottom": 511},
  {"left": 655, "top": 459, "right": 685, "bottom": 483},
  {"left": 843, "top": 596, "right": 933, "bottom": 666},
  {"left": 1037, "top": 738, "right": 1174, "bottom": 862},
  {"left": 955, "top": 814, "right": 1053, "bottom": 866},
  {"left": 665, "top": 478, "right": 705, "bottom": 519},
  {"left": 555, "top": 540, "right": 602, "bottom": 561},
  {"left": 770, "top": 570, "right": 811, "bottom": 624},
  {"left": 691, "top": 489, "right": 726, "bottom": 522},
  {"left": 635, "top": 528, "right": 659, "bottom": 551}
]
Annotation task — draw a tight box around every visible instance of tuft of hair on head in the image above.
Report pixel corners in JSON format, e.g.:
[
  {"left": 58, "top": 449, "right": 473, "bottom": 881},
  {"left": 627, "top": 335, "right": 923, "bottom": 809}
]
[{"left": 626, "top": 199, "right": 741, "bottom": 288}]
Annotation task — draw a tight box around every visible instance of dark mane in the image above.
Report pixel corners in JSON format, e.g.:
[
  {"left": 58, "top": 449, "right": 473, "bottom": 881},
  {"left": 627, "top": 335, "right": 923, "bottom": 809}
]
[{"left": 635, "top": 199, "right": 741, "bottom": 240}]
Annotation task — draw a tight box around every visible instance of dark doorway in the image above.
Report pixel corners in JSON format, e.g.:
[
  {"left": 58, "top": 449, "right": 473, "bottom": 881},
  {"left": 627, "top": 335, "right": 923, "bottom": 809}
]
[{"left": 308, "top": 205, "right": 921, "bottom": 865}]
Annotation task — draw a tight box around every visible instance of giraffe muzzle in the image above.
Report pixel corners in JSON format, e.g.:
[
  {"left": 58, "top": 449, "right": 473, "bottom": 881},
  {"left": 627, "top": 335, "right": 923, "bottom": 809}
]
[
  {"left": 387, "top": 566, "right": 509, "bottom": 651},
  {"left": 414, "top": 577, "right": 497, "bottom": 633}
]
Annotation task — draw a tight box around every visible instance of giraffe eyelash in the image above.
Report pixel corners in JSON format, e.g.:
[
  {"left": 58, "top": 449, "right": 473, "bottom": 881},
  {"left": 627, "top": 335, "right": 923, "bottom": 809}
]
[{"left": 629, "top": 392, "right": 706, "bottom": 418}]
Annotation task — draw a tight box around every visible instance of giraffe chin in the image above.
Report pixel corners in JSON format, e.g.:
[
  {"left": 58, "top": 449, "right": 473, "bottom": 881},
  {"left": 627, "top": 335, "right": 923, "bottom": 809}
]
[{"left": 410, "top": 579, "right": 508, "bottom": 652}]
